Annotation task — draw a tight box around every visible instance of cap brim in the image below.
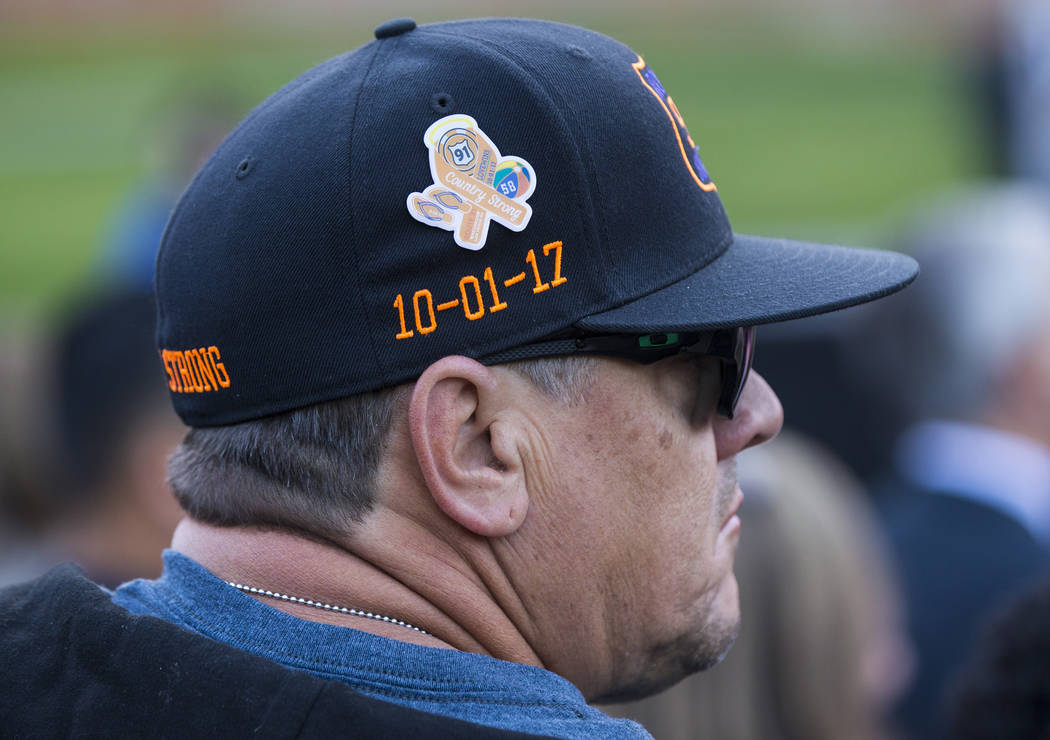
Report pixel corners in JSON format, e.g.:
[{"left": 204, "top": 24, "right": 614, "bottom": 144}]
[{"left": 575, "top": 234, "right": 919, "bottom": 332}]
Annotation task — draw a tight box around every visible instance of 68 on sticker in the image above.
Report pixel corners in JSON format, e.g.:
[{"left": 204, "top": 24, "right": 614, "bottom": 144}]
[{"left": 393, "top": 241, "right": 567, "bottom": 339}]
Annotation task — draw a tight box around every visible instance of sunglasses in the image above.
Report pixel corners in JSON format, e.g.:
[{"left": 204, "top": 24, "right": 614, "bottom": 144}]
[{"left": 482, "top": 327, "right": 755, "bottom": 418}]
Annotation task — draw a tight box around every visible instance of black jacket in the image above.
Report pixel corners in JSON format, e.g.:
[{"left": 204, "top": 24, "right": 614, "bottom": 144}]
[
  {"left": 879, "top": 482, "right": 1050, "bottom": 739},
  {"left": 0, "top": 564, "right": 551, "bottom": 739}
]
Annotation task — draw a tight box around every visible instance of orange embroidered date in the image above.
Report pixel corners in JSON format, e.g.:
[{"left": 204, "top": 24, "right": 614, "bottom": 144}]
[{"left": 393, "top": 241, "right": 566, "bottom": 340}]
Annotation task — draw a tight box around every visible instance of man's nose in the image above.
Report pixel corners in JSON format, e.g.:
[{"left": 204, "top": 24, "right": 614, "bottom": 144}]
[{"left": 714, "top": 371, "right": 783, "bottom": 460}]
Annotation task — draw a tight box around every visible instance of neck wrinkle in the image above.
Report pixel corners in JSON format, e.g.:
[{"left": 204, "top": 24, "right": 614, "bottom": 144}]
[{"left": 349, "top": 505, "right": 546, "bottom": 668}]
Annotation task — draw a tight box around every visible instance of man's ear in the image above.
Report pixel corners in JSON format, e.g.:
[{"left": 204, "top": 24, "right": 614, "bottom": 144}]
[{"left": 408, "top": 356, "right": 528, "bottom": 537}]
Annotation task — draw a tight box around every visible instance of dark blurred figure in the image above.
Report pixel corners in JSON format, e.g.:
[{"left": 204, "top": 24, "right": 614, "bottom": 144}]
[
  {"left": 973, "top": 0, "right": 1050, "bottom": 182},
  {"left": 945, "top": 576, "right": 1050, "bottom": 740},
  {"left": 969, "top": 0, "right": 1012, "bottom": 177},
  {"left": 0, "top": 329, "right": 52, "bottom": 585},
  {"left": 45, "top": 288, "right": 185, "bottom": 587},
  {"left": 606, "top": 431, "right": 913, "bottom": 740},
  {"left": 0, "top": 289, "right": 185, "bottom": 589},
  {"left": 755, "top": 311, "right": 907, "bottom": 485},
  {"left": 857, "top": 183, "right": 1050, "bottom": 739},
  {"left": 1001, "top": 0, "right": 1050, "bottom": 185}
]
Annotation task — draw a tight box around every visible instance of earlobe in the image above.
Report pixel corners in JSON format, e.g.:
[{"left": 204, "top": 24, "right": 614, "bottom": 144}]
[{"left": 409, "top": 356, "right": 529, "bottom": 537}]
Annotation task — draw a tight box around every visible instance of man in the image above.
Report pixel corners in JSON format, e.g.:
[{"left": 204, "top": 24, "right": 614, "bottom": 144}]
[
  {"left": 0, "top": 288, "right": 185, "bottom": 589},
  {"left": 855, "top": 183, "right": 1050, "bottom": 738},
  {"left": 1, "top": 17, "right": 916, "bottom": 738}
]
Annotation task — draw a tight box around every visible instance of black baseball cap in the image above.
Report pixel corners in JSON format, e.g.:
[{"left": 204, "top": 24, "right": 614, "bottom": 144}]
[{"left": 155, "top": 17, "right": 917, "bottom": 427}]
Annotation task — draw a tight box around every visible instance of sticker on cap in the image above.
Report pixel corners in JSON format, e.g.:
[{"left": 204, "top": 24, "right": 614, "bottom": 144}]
[{"left": 407, "top": 115, "right": 536, "bottom": 250}]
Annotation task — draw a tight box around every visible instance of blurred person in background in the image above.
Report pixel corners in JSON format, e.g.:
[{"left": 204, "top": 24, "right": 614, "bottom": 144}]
[
  {"left": 0, "top": 329, "right": 52, "bottom": 585},
  {"left": 606, "top": 430, "right": 913, "bottom": 740},
  {"left": 1001, "top": 0, "right": 1050, "bottom": 186},
  {"left": 0, "top": 288, "right": 184, "bottom": 588},
  {"left": 749, "top": 312, "right": 907, "bottom": 487},
  {"left": 0, "top": 86, "right": 236, "bottom": 588},
  {"left": 42, "top": 287, "right": 184, "bottom": 587},
  {"left": 752, "top": 0, "right": 1050, "bottom": 502},
  {"left": 945, "top": 575, "right": 1050, "bottom": 740},
  {"left": 855, "top": 183, "right": 1050, "bottom": 739},
  {"left": 970, "top": 0, "right": 1050, "bottom": 182}
]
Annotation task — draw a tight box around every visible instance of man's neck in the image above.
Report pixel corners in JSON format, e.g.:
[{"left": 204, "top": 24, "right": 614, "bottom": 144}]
[{"left": 169, "top": 517, "right": 544, "bottom": 665}]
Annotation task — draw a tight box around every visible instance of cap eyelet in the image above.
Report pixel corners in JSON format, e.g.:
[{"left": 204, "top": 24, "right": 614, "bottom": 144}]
[
  {"left": 235, "top": 157, "right": 255, "bottom": 180},
  {"left": 374, "top": 17, "right": 416, "bottom": 39},
  {"left": 430, "top": 93, "right": 455, "bottom": 115},
  {"left": 567, "top": 45, "right": 592, "bottom": 60}
]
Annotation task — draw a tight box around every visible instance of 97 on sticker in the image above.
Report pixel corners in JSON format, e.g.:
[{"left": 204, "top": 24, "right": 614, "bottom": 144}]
[{"left": 394, "top": 241, "right": 566, "bottom": 339}]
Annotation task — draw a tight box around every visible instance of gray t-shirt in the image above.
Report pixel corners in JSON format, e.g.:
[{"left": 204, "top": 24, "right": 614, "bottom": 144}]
[{"left": 113, "top": 550, "right": 650, "bottom": 740}]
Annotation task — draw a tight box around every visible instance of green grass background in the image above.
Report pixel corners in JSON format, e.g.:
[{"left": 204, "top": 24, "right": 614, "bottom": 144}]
[{"left": 0, "top": 12, "right": 986, "bottom": 319}]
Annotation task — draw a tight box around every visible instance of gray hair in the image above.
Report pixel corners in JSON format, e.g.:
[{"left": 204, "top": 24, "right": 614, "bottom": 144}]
[
  {"left": 169, "top": 355, "right": 597, "bottom": 539},
  {"left": 853, "top": 183, "right": 1050, "bottom": 421}
]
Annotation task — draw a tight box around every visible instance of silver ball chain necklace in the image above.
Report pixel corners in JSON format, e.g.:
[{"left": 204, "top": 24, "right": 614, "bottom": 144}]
[{"left": 227, "top": 581, "right": 428, "bottom": 635}]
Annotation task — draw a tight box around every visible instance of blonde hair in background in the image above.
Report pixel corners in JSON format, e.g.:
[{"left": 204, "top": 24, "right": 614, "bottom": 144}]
[{"left": 606, "top": 430, "right": 912, "bottom": 740}]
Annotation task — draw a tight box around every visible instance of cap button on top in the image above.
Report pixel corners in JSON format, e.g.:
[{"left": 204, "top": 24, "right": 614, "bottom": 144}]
[{"left": 374, "top": 18, "right": 416, "bottom": 39}]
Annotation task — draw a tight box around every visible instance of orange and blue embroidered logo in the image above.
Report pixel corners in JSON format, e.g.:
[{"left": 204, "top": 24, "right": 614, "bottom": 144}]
[
  {"left": 407, "top": 115, "right": 536, "bottom": 251},
  {"left": 632, "top": 56, "right": 716, "bottom": 192}
]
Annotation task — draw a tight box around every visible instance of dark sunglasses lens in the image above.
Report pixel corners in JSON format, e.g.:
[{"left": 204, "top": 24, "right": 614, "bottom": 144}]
[{"left": 720, "top": 327, "right": 756, "bottom": 418}]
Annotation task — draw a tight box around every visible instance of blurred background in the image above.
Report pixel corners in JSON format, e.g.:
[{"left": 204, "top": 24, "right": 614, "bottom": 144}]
[
  {"left": 0, "top": 0, "right": 1000, "bottom": 322},
  {"left": 3, "top": 0, "right": 1050, "bottom": 738}
]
